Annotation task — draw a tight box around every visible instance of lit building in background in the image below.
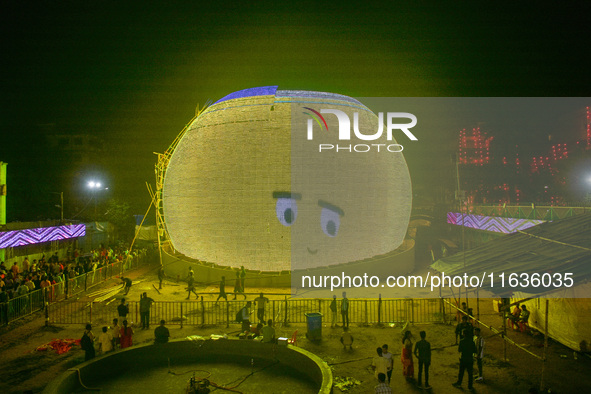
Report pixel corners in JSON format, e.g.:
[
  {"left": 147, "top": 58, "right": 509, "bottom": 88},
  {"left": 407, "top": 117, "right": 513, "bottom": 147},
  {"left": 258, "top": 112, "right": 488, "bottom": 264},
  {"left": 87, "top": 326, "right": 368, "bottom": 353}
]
[
  {"left": 458, "top": 107, "right": 591, "bottom": 206},
  {"left": 458, "top": 127, "right": 492, "bottom": 166}
]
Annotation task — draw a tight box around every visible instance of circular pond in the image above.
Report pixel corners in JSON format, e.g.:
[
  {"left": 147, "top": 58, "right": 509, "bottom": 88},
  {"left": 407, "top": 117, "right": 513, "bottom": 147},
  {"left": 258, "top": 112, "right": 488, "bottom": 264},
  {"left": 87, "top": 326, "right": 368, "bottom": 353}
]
[{"left": 43, "top": 338, "right": 332, "bottom": 393}]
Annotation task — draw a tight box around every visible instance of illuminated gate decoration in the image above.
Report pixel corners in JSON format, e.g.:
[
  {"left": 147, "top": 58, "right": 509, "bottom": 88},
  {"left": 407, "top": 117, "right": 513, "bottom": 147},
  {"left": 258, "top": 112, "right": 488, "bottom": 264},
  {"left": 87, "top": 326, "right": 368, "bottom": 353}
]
[
  {"left": 447, "top": 212, "right": 545, "bottom": 234},
  {"left": 162, "top": 87, "right": 412, "bottom": 271},
  {"left": 0, "top": 224, "right": 86, "bottom": 248}
]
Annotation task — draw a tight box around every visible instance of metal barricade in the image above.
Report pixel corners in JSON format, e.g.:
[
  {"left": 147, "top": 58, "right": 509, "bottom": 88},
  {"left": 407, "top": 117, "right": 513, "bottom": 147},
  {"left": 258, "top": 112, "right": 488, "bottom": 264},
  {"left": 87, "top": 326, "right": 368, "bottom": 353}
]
[
  {"left": 48, "top": 297, "right": 447, "bottom": 327},
  {"left": 2, "top": 248, "right": 157, "bottom": 326}
]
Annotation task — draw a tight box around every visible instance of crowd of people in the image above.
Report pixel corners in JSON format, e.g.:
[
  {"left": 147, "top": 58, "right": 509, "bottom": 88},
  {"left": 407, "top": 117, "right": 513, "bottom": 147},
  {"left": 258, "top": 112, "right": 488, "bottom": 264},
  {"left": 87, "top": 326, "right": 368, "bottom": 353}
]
[
  {"left": 368, "top": 329, "right": 433, "bottom": 393},
  {"left": 0, "top": 247, "right": 136, "bottom": 296},
  {"left": 79, "top": 288, "right": 276, "bottom": 362},
  {"left": 367, "top": 300, "right": 535, "bottom": 393},
  {"left": 507, "top": 303, "right": 531, "bottom": 331},
  {"left": 80, "top": 301, "right": 171, "bottom": 362},
  {"left": 73, "top": 288, "right": 532, "bottom": 391},
  {"left": 0, "top": 246, "right": 146, "bottom": 325},
  {"left": 80, "top": 321, "right": 128, "bottom": 360},
  {"left": 365, "top": 310, "right": 493, "bottom": 393},
  {"left": 232, "top": 293, "right": 276, "bottom": 343}
]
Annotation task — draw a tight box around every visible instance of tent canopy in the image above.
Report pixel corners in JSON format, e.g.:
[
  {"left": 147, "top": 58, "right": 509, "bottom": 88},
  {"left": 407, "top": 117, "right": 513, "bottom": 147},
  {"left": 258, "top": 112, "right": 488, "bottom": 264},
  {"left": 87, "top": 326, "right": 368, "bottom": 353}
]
[{"left": 431, "top": 213, "right": 591, "bottom": 295}]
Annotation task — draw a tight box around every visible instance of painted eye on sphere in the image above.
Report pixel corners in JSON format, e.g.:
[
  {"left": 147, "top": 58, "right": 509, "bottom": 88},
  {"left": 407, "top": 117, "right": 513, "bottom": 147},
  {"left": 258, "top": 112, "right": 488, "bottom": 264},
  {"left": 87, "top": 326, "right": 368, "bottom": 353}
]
[
  {"left": 320, "top": 208, "right": 340, "bottom": 237},
  {"left": 275, "top": 198, "right": 298, "bottom": 226}
]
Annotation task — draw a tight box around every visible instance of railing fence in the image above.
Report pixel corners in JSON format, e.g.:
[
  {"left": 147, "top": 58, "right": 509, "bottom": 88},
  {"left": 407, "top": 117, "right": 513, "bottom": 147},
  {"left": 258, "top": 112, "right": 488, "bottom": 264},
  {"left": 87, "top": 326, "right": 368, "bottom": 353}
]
[
  {"left": 0, "top": 249, "right": 156, "bottom": 326},
  {"left": 48, "top": 297, "right": 452, "bottom": 328}
]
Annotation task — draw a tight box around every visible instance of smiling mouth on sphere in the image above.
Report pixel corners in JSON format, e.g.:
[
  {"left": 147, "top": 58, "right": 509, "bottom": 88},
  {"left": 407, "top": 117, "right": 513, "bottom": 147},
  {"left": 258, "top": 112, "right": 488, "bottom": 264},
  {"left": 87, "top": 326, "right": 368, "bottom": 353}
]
[{"left": 307, "top": 247, "right": 318, "bottom": 255}]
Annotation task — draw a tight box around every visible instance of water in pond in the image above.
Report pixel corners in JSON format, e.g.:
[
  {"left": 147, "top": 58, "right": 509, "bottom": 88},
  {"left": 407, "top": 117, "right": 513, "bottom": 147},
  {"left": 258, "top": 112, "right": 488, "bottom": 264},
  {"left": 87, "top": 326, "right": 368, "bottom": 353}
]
[{"left": 81, "top": 360, "right": 318, "bottom": 393}]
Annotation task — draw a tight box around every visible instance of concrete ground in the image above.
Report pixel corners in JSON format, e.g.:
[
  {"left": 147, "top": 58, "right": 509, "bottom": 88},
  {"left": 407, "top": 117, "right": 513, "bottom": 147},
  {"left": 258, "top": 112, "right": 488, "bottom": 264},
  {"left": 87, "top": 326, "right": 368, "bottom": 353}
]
[{"left": 0, "top": 265, "right": 589, "bottom": 393}]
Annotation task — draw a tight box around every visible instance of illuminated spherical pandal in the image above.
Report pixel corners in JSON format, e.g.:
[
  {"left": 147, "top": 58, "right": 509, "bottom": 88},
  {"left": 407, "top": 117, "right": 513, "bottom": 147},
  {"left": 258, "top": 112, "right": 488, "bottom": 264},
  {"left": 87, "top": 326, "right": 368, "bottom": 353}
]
[{"left": 162, "top": 86, "right": 412, "bottom": 272}]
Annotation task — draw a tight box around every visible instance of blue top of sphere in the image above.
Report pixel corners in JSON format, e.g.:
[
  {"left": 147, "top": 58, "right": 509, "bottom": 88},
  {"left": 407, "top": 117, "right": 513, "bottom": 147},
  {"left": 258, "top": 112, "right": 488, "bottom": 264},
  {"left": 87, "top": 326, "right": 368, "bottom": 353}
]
[{"left": 214, "top": 86, "right": 363, "bottom": 106}]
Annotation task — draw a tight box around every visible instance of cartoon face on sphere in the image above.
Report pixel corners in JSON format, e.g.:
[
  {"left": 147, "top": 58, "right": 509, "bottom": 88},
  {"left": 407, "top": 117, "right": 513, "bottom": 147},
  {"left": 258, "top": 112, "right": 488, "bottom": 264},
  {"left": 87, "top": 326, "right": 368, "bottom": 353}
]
[{"left": 162, "top": 87, "right": 412, "bottom": 272}]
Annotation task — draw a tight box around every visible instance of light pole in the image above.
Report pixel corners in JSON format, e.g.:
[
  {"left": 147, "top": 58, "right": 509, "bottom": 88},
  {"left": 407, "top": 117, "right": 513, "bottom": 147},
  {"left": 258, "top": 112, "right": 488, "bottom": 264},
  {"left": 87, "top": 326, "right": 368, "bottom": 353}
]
[
  {"left": 50, "top": 192, "right": 64, "bottom": 222},
  {"left": 87, "top": 181, "right": 108, "bottom": 220}
]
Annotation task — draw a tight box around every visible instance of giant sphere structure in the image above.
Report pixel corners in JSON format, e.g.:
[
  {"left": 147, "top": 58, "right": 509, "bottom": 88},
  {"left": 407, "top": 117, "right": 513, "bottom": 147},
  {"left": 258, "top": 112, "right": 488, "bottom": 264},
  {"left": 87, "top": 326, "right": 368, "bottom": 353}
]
[{"left": 163, "top": 86, "right": 412, "bottom": 272}]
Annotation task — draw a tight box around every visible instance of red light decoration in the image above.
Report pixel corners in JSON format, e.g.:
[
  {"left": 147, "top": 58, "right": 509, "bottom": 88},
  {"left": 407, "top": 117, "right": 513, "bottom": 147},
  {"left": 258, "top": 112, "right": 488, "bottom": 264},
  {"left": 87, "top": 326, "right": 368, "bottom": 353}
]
[
  {"left": 457, "top": 106, "right": 588, "bottom": 205},
  {"left": 457, "top": 127, "right": 491, "bottom": 166},
  {"left": 587, "top": 106, "right": 590, "bottom": 147}
]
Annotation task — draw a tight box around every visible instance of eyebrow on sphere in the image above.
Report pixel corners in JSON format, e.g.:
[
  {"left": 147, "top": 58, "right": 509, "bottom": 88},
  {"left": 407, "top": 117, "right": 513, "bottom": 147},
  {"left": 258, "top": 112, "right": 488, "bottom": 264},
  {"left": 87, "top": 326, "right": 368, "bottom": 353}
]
[
  {"left": 272, "top": 191, "right": 302, "bottom": 200},
  {"left": 318, "top": 200, "right": 344, "bottom": 217}
]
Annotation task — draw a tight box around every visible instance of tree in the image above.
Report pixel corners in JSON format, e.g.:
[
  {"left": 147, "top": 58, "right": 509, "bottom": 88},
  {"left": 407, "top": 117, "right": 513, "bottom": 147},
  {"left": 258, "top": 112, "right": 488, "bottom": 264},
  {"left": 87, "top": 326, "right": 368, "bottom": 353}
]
[{"left": 104, "top": 198, "right": 135, "bottom": 242}]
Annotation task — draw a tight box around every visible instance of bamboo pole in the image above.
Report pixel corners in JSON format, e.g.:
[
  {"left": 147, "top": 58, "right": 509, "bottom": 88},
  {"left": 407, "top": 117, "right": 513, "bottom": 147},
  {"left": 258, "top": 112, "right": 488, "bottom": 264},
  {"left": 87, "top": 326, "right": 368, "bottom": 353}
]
[
  {"left": 125, "top": 184, "right": 157, "bottom": 271},
  {"left": 503, "top": 310, "right": 507, "bottom": 361},
  {"left": 540, "top": 299, "right": 549, "bottom": 391},
  {"left": 476, "top": 287, "right": 480, "bottom": 321}
]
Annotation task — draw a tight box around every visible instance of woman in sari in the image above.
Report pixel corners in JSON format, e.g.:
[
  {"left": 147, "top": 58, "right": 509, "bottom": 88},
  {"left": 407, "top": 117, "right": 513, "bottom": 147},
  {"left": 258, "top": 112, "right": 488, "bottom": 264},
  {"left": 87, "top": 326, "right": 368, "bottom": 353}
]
[
  {"left": 120, "top": 319, "right": 134, "bottom": 348},
  {"left": 401, "top": 330, "right": 414, "bottom": 380}
]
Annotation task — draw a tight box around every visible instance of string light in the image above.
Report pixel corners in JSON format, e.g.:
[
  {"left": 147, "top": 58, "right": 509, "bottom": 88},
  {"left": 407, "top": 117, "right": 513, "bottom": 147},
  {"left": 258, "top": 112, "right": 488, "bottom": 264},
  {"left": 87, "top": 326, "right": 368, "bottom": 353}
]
[{"left": 457, "top": 105, "right": 588, "bottom": 206}]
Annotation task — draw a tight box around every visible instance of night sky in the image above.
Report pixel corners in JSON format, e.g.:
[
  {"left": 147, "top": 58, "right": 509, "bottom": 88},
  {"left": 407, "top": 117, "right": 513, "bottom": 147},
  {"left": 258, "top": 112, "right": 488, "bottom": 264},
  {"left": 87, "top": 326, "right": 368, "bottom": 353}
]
[{"left": 1, "top": 1, "right": 589, "bottom": 221}]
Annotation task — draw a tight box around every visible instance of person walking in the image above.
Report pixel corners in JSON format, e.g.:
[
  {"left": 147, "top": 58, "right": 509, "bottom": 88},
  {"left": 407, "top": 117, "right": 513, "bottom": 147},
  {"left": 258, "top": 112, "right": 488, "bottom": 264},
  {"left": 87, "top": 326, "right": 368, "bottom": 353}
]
[
  {"left": 330, "top": 295, "right": 338, "bottom": 328},
  {"left": 215, "top": 276, "right": 227, "bottom": 304},
  {"left": 414, "top": 330, "right": 432, "bottom": 389},
  {"left": 157, "top": 265, "right": 165, "bottom": 290},
  {"left": 453, "top": 328, "right": 477, "bottom": 390},
  {"left": 239, "top": 266, "right": 246, "bottom": 294},
  {"left": 381, "top": 344, "right": 393, "bottom": 383},
  {"left": 233, "top": 270, "right": 245, "bottom": 300},
  {"left": 474, "top": 327, "right": 485, "bottom": 382},
  {"left": 121, "top": 277, "right": 132, "bottom": 295},
  {"left": 186, "top": 272, "right": 198, "bottom": 300},
  {"left": 341, "top": 291, "right": 349, "bottom": 329}
]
